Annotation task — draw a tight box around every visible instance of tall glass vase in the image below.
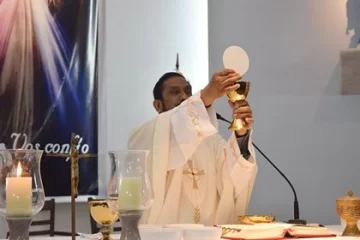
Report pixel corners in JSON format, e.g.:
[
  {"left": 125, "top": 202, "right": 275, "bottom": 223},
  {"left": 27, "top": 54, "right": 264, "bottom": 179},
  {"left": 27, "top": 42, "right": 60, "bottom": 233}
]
[
  {"left": 107, "top": 150, "right": 153, "bottom": 240},
  {"left": 0, "top": 149, "right": 45, "bottom": 240}
]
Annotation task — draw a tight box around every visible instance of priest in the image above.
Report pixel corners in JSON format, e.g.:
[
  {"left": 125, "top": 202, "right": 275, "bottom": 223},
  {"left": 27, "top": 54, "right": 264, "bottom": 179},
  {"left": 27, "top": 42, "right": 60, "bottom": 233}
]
[{"left": 128, "top": 68, "right": 258, "bottom": 225}]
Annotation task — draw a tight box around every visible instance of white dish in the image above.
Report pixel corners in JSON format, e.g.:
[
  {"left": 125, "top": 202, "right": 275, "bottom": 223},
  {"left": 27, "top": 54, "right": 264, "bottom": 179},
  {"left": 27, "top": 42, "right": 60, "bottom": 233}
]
[
  {"left": 164, "top": 223, "right": 204, "bottom": 228},
  {"left": 140, "top": 228, "right": 182, "bottom": 240},
  {"left": 183, "top": 226, "right": 222, "bottom": 240}
]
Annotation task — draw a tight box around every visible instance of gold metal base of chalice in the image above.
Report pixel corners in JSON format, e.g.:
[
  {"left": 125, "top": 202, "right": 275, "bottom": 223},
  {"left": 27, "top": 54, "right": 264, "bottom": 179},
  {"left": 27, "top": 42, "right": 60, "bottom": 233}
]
[
  {"left": 227, "top": 81, "right": 250, "bottom": 131},
  {"left": 336, "top": 190, "right": 360, "bottom": 236}
]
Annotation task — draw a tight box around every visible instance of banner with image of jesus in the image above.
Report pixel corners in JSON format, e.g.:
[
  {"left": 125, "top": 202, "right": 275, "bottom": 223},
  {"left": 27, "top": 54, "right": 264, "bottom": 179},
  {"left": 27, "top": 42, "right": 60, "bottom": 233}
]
[{"left": 0, "top": 0, "right": 99, "bottom": 197}]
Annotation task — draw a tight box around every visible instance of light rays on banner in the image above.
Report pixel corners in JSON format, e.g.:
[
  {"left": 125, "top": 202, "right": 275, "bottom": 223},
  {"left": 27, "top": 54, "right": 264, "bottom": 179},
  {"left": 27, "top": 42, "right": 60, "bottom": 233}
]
[{"left": 0, "top": 0, "right": 78, "bottom": 142}]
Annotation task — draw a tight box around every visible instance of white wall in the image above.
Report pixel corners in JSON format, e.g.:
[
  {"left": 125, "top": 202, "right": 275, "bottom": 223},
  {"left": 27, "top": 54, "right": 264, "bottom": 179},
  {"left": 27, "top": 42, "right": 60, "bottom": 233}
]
[
  {"left": 209, "top": 0, "right": 360, "bottom": 224},
  {"left": 101, "top": 0, "right": 209, "bottom": 193},
  {"left": 0, "top": 0, "right": 209, "bottom": 237}
]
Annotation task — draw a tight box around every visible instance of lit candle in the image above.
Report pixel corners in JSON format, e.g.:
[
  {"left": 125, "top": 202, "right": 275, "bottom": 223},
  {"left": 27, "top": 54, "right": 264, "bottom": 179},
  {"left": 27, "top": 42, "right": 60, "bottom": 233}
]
[
  {"left": 6, "top": 163, "right": 32, "bottom": 216},
  {"left": 118, "top": 177, "right": 141, "bottom": 210}
]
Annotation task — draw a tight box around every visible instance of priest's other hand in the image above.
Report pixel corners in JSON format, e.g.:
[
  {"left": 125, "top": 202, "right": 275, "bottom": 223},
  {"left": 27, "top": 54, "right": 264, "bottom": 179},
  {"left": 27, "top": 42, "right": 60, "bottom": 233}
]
[
  {"left": 201, "top": 69, "right": 241, "bottom": 106},
  {"left": 229, "top": 100, "right": 253, "bottom": 136}
]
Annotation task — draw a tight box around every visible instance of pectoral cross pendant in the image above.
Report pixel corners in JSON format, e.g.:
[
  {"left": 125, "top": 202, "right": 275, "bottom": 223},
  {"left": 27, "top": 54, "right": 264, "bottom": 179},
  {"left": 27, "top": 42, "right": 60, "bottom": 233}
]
[
  {"left": 182, "top": 160, "right": 204, "bottom": 190},
  {"left": 182, "top": 160, "right": 203, "bottom": 224}
]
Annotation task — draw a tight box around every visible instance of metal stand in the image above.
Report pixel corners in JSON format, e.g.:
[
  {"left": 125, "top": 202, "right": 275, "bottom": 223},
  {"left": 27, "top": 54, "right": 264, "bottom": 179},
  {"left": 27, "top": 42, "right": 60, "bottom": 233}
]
[
  {"left": 71, "top": 193, "right": 76, "bottom": 240},
  {"left": 6, "top": 217, "right": 32, "bottom": 240},
  {"left": 119, "top": 210, "right": 143, "bottom": 240}
]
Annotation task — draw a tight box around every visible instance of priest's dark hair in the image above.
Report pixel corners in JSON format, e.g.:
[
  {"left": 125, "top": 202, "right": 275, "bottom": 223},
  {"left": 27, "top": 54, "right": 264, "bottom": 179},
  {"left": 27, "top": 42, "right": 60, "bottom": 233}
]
[{"left": 153, "top": 72, "right": 184, "bottom": 100}]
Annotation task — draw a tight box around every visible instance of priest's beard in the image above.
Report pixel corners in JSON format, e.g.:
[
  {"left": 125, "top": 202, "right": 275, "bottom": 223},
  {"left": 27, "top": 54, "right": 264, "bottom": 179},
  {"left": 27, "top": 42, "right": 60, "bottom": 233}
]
[{"left": 160, "top": 101, "right": 171, "bottom": 113}]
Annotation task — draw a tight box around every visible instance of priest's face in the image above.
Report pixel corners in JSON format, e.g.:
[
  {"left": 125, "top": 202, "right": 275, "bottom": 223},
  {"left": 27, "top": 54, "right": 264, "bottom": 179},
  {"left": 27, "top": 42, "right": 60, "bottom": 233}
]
[{"left": 154, "top": 76, "right": 192, "bottom": 113}]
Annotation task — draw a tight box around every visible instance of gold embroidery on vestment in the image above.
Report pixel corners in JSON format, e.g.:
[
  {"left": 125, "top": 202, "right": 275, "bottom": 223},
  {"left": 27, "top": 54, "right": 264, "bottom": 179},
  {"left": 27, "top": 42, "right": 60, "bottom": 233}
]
[
  {"left": 186, "top": 101, "right": 203, "bottom": 137},
  {"left": 194, "top": 206, "right": 201, "bottom": 223}
]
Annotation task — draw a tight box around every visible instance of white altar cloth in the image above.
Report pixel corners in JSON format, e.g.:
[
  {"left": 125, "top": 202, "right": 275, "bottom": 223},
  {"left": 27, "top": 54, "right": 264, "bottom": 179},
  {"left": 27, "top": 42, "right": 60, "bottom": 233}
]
[{"left": 1, "top": 225, "right": 355, "bottom": 240}]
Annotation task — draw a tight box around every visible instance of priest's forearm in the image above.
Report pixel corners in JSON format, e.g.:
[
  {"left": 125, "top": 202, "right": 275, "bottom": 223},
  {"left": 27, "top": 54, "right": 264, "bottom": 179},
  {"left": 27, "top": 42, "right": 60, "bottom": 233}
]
[
  {"left": 200, "top": 88, "right": 216, "bottom": 107},
  {"left": 235, "top": 130, "right": 251, "bottom": 160}
]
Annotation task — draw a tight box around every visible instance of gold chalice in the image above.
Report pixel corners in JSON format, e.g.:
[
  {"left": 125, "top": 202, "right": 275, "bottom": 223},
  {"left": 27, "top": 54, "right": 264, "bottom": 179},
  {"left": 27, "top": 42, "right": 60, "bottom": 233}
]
[
  {"left": 88, "top": 199, "right": 119, "bottom": 240},
  {"left": 227, "top": 81, "right": 250, "bottom": 131},
  {"left": 336, "top": 190, "right": 360, "bottom": 236},
  {"left": 222, "top": 45, "right": 251, "bottom": 131}
]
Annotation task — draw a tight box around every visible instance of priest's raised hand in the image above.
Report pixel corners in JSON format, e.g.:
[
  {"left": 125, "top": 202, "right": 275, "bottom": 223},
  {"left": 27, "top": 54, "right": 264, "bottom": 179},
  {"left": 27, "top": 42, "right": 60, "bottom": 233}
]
[
  {"left": 128, "top": 69, "right": 258, "bottom": 225},
  {"left": 200, "top": 69, "right": 241, "bottom": 107}
]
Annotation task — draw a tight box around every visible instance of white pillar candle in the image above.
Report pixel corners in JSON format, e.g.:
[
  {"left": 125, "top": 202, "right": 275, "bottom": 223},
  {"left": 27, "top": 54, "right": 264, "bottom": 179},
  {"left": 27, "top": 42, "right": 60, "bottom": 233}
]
[
  {"left": 118, "top": 176, "right": 142, "bottom": 210},
  {"left": 6, "top": 163, "right": 32, "bottom": 216}
]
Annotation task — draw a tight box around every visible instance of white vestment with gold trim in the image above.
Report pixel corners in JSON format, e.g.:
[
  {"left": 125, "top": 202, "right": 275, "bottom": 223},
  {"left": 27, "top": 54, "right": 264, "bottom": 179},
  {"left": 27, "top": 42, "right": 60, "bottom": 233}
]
[{"left": 127, "top": 92, "right": 258, "bottom": 225}]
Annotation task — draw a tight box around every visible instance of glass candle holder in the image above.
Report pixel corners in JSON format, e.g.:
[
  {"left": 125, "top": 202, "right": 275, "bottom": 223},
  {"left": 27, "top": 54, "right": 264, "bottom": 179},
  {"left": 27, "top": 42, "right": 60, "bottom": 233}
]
[
  {"left": 0, "top": 149, "right": 45, "bottom": 240},
  {"left": 107, "top": 150, "right": 153, "bottom": 240}
]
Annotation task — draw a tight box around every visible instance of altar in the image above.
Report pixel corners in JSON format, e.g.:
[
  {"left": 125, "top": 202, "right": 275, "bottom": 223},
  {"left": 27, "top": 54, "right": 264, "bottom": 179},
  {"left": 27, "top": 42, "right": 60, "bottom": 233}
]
[{"left": 0, "top": 224, "right": 354, "bottom": 240}]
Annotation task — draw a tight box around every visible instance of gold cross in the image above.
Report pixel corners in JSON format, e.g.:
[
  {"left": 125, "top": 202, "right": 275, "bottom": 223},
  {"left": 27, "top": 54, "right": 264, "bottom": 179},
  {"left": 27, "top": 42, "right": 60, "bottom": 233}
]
[
  {"left": 47, "top": 132, "right": 96, "bottom": 198},
  {"left": 183, "top": 160, "right": 204, "bottom": 189},
  {"left": 46, "top": 132, "right": 96, "bottom": 240}
]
